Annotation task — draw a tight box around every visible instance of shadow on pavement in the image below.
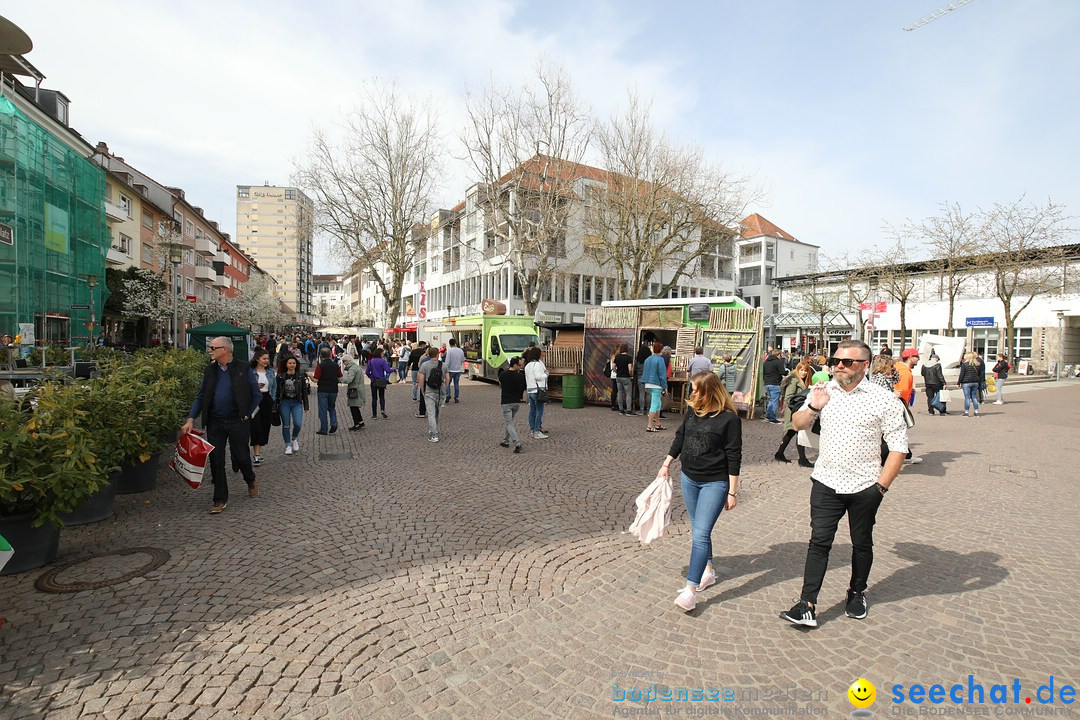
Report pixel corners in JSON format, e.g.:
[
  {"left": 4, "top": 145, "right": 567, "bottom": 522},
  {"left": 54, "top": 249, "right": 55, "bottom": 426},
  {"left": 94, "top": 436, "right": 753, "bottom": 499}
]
[{"left": 906, "top": 450, "right": 979, "bottom": 477}]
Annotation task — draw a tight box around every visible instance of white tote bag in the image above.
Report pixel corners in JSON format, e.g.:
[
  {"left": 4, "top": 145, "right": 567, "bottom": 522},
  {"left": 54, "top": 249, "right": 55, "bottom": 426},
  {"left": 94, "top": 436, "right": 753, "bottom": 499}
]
[{"left": 938, "top": 388, "right": 953, "bottom": 403}]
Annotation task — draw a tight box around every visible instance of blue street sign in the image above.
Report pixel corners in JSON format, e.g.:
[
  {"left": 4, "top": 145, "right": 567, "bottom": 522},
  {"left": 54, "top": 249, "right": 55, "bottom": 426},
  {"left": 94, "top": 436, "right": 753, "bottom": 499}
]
[{"left": 965, "top": 317, "right": 995, "bottom": 327}]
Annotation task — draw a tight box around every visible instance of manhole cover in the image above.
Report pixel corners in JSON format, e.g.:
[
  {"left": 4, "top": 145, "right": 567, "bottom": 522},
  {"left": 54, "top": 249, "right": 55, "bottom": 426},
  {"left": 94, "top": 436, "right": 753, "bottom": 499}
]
[
  {"left": 319, "top": 452, "right": 355, "bottom": 461},
  {"left": 35, "top": 547, "right": 170, "bottom": 593}
]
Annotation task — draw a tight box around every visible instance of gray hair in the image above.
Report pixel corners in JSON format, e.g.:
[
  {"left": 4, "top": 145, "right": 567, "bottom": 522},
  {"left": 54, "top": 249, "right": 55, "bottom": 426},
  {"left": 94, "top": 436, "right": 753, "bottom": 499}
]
[
  {"left": 320, "top": 347, "right": 331, "bottom": 359},
  {"left": 214, "top": 336, "right": 234, "bottom": 352}
]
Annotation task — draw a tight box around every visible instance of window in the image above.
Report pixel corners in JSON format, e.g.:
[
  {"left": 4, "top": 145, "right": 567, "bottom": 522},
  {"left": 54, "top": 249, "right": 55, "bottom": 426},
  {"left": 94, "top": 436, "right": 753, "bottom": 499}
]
[
  {"left": 285, "top": 189, "right": 295, "bottom": 200},
  {"left": 117, "top": 233, "right": 132, "bottom": 254},
  {"left": 238, "top": 187, "right": 249, "bottom": 198},
  {"left": 1010, "top": 328, "right": 1032, "bottom": 358},
  {"left": 142, "top": 210, "right": 153, "bottom": 229},
  {"left": 739, "top": 267, "right": 762, "bottom": 286},
  {"left": 142, "top": 243, "right": 154, "bottom": 264},
  {"left": 186, "top": 220, "right": 194, "bottom": 238},
  {"left": 119, "top": 193, "right": 132, "bottom": 218}
]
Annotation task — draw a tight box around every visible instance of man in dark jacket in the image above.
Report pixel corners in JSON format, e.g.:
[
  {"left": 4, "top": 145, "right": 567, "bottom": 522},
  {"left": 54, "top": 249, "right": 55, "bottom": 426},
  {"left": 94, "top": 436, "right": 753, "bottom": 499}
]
[
  {"left": 498, "top": 356, "right": 527, "bottom": 453},
  {"left": 409, "top": 340, "right": 429, "bottom": 413},
  {"left": 762, "top": 349, "right": 786, "bottom": 424},
  {"left": 313, "top": 347, "right": 342, "bottom": 434},
  {"left": 181, "top": 336, "right": 262, "bottom": 513},
  {"left": 920, "top": 353, "right": 948, "bottom": 415}
]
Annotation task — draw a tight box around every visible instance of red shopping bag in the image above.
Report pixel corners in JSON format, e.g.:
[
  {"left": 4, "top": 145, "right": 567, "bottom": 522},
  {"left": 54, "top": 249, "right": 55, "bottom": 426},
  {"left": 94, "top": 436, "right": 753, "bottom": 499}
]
[{"left": 170, "top": 429, "right": 215, "bottom": 489}]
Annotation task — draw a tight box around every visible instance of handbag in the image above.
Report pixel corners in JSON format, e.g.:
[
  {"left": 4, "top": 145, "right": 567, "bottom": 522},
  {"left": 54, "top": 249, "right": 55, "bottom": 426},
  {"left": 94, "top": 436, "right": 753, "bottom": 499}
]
[
  {"left": 535, "top": 388, "right": 548, "bottom": 403},
  {"left": 938, "top": 388, "right": 953, "bottom": 403},
  {"left": 347, "top": 387, "right": 359, "bottom": 399},
  {"left": 902, "top": 403, "right": 915, "bottom": 429},
  {"left": 372, "top": 377, "right": 389, "bottom": 389}
]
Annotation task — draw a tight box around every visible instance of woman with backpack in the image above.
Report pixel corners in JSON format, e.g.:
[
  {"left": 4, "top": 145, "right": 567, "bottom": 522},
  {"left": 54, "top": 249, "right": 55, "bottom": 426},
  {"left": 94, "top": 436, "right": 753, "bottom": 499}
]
[
  {"left": 366, "top": 347, "right": 393, "bottom": 419},
  {"left": 774, "top": 358, "right": 813, "bottom": 467}
]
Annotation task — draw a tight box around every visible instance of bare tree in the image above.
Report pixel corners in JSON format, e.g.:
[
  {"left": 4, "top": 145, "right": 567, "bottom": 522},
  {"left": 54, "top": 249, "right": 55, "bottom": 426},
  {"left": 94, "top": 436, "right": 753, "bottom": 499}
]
[
  {"left": 793, "top": 278, "right": 845, "bottom": 355},
  {"left": 461, "top": 63, "right": 591, "bottom": 316},
  {"left": 976, "top": 197, "right": 1072, "bottom": 357},
  {"left": 827, "top": 252, "right": 877, "bottom": 341},
  {"left": 870, "top": 238, "right": 919, "bottom": 350},
  {"left": 906, "top": 202, "right": 978, "bottom": 331},
  {"left": 296, "top": 81, "right": 442, "bottom": 327},
  {"left": 587, "top": 94, "right": 752, "bottom": 299}
]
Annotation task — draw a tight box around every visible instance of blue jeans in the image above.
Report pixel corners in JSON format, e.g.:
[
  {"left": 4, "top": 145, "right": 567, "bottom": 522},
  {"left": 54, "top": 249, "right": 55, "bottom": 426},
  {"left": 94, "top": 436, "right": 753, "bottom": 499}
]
[
  {"left": 962, "top": 382, "right": 980, "bottom": 412},
  {"left": 680, "top": 472, "right": 729, "bottom": 586},
  {"left": 397, "top": 361, "right": 408, "bottom": 382},
  {"left": 317, "top": 391, "right": 338, "bottom": 431},
  {"left": 446, "top": 371, "right": 462, "bottom": 400},
  {"left": 765, "top": 384, "right": 781, "bottom": 421},
  {"left": 278, "top": 399, "right": 303, "bottom": 443},
  {"left": 411, "top": 370, "right": 419, "bottom": 400},
  {"left": 528, "top": 392, "right": 545, "bottom": 432}
]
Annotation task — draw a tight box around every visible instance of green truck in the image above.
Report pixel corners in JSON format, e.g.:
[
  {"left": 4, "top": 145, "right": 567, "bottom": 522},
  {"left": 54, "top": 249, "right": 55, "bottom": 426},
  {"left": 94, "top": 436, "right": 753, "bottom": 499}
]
[{"left": 417, "top": 315, "right": 539, "bottom": 382}]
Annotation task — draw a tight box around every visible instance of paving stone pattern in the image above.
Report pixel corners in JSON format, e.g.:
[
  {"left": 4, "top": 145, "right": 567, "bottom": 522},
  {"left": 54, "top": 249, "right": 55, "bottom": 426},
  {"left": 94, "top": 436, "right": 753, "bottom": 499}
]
[{"left": 1, "top": 380, "right": 1078, "bottom": 719}]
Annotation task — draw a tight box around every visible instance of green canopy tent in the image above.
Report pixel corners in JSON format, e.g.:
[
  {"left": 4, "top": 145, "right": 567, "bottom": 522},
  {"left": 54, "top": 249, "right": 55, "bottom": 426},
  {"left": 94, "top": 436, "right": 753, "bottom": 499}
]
[{"left": 187, "top": 322, "right": 252, "bottom": 363}]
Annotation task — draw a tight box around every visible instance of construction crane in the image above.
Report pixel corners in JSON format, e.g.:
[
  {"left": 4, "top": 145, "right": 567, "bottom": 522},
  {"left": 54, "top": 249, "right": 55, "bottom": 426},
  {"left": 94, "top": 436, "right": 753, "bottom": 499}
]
[{"left": 903, "top": 0, "right": 979, "bottom": 31}]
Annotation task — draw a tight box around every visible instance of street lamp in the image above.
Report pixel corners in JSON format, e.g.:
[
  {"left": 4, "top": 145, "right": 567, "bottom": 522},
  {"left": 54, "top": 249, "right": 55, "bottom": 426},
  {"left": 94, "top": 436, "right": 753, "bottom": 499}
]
[
  {"left": 85, "top": 274, "right": 98, "bottom": 346},
  {"left": 1055, "top": 310, "right": 1066, "bottom": 381},
  {"left": 164, "top": 242, "right": 184, "bottom": 348}
]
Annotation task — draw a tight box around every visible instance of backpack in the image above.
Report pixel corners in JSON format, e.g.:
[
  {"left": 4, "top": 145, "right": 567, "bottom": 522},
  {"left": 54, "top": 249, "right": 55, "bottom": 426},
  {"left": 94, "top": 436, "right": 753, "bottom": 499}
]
[{"left": 426, "top": 360, "right": 444, "bottom": 389}]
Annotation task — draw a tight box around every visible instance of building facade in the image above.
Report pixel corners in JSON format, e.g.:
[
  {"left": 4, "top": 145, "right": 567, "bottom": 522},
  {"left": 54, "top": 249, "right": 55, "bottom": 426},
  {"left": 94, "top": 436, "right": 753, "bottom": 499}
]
[
  {"left": 235, "top": 183, "right": 314, "bottom": 324},
  {"left": 735, "top": 213, "right": 818, "bottom": 313},
  {"left": 775, "top": 247, "right": 1080, "bottom": 373},
  {"left": 372, "top": 162, "right": 739, "bottom": 327},
  {"left": 1, "top": 58, "right": 109, "bottom": 346},
  {"left": 312, "top": 273, "right": 347, "bottom": 326}
]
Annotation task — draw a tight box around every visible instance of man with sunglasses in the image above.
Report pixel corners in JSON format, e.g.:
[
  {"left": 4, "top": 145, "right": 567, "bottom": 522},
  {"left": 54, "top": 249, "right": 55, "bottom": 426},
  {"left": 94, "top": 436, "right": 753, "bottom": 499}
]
[
  {"left": 779, "top": 339, "right": 908, "bottom": 627},
  {"left": 181, "top": 336, "right": 262, "bottom": 513}
]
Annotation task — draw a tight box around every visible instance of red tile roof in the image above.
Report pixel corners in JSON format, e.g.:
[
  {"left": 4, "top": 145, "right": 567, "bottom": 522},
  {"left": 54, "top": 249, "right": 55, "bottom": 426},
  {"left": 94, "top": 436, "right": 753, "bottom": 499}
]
[{"left": 740, "top": 213, "right": 798, "bottom": 242}]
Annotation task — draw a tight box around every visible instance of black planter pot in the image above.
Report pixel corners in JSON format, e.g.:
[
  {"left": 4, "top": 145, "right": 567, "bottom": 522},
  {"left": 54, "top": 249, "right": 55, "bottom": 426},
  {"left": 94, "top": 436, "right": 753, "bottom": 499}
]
[
  {"left": 0, "top": 512, "right": 60, "bottom": 575},
  {"left": 117, "top": 452, "right": 162, "bottom": 495},
  {"left": 59, "top": 474, "right": 118, "bottom": 526}
]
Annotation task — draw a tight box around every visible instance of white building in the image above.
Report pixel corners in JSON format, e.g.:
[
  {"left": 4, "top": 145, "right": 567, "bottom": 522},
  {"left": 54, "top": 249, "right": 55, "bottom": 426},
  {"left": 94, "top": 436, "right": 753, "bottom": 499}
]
[
  {"left": 774, "top": 245, "right": 1080, "bottom": 373},
  {"left": 311, "top": 273, "right": 347, "bottom": 326},
  {"left": 735, "top": 213, "right": 819, "bottom": 313},
  {"left": 360, "top": 160, "right": 739, "bottom": 327}
]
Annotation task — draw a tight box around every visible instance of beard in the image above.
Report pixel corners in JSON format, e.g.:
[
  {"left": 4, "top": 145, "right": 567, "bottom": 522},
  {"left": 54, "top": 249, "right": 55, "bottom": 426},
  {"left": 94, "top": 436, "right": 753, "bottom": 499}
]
[{"left": 836, "top": 371, "right": 863, "bottom": 388}]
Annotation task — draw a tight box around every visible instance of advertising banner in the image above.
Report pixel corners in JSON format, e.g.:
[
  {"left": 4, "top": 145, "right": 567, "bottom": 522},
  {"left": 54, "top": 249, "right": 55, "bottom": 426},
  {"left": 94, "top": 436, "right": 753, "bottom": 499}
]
[
  {"left": 701, "top": 330, "right": 758, "bottom": 412},
  {"left": 44, "top": 203, "right": 69, "bottom": 253},
  {"left": 583, "top": 327, "right": 637, "bottom": 404}
]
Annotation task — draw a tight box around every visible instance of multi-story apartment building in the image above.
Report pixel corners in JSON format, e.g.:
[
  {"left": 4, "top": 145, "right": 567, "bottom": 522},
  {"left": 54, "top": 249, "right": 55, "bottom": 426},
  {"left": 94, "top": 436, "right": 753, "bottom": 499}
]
[
  {"left": 381, "top": 161, "right": 738, "bottom": 327},
  {"left": 735, "top": 213, "right": 819, "bottom": 314},
  {"left": 235, "top": 183, "right": 315, "bottom": 324},
  {"left": 312, "top": 273, "right": 347, "bottom": 325}
]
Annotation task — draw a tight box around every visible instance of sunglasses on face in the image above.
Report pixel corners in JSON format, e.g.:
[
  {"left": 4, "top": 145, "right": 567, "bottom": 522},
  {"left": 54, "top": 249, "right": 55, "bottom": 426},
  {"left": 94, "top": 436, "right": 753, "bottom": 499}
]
[
  {"left": 827, "top": 357, "right": 868, "bottom": 368},
  {"left": 207, "top": 346, "right": 224, "bottom": 352}
]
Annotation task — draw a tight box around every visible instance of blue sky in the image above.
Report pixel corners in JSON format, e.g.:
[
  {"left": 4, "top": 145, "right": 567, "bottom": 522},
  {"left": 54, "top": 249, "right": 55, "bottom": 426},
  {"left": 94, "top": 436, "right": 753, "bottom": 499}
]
[{"left": 8, "top": 0, "right": 1078, "bottom": 271}]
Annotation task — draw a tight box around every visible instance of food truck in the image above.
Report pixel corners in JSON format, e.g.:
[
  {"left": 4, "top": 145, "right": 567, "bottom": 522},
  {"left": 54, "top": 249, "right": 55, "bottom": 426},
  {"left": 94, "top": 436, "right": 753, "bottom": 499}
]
[
  {"left": 583, "top": 297, "right": 763, "bottom": 415},
  {"left": 417, "top": 315, "right": 539, "bottom": 382}
]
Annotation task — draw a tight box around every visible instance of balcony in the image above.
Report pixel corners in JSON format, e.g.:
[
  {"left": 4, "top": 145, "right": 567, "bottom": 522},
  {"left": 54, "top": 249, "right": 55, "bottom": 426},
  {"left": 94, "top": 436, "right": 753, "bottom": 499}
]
[
  {"left": 104, "top": 200, "right": 127, "bottom": 223},
  {"left": 195, "top": 265, "right": 216, "bottom": 281},
  {"left": 106, "top": 245, "right": 130, "bottom": 266},
  {"left": 194, "top": 236, "right": 215, "bottom": 257},
  {"left": 213, "top": 271, "right": 229, "bottom": 288}
]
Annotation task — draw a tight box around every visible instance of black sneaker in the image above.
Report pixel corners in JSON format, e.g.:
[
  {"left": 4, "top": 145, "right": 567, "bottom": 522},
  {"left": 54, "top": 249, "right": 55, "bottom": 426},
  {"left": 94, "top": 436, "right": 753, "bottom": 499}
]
[
  {"left": 499, "top": 441, "right": 510, "bottom": 448},
  {"left": 845, "top": 590, "right": 868, "bottom": 619},
  {"left": 779, "top": 600, "right": 817, "bottom": 627},
  {"left": 513, "top": 445, "right": 522, "bottom": 453}
]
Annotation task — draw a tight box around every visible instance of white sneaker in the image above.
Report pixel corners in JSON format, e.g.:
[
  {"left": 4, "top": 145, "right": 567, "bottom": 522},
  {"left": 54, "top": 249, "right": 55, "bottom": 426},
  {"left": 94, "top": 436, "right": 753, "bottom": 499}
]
[
  {"left": 284, "top": 445, "right": 293, "bottom": 456},
  {"left": 993, "top": 401, "right": 1003, "bottom": 405},
  {"left": 291, "top": 440, "right": 300, "bottom": 452},
  {"left": 533, "top": 431, "right": 549, "bottom": 439},
  {"left": 674, "top": 588, "right": 697, "bottom": 612},
  {"left": 905, "top": 456, "right": 923, "bottom": 465}
]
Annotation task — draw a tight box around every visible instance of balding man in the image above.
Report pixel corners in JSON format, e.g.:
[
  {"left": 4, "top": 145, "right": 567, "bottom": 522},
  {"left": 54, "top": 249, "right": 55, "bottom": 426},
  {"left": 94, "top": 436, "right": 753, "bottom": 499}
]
[{"left": 182, "top": 336, "right": 262, "bottom": 513}]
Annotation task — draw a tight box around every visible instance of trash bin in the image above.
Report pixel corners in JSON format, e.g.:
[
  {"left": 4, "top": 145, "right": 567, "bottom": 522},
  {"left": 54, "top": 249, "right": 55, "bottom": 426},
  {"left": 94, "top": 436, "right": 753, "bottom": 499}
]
[{"left": 562, "top": 374, "right": 584, "bottom": 409}]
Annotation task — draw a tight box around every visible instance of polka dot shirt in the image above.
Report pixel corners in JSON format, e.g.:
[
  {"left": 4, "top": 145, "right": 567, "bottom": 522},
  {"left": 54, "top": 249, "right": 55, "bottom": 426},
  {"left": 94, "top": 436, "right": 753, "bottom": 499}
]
[{"left": 812, "top": 377, "right": 909, "bottom": 494}]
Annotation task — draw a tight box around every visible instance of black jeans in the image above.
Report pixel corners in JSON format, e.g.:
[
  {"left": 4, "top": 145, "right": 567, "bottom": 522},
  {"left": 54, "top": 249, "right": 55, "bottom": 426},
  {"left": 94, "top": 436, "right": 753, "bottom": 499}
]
[
  {"left": 349, "top": 406, "right": 364, "bottom": 425},
  {"left": 800, "top": 479, "right": 884, "bottom": 604},
  {"left": 206, "top": 417, "right": 255, "bottom": 504}
]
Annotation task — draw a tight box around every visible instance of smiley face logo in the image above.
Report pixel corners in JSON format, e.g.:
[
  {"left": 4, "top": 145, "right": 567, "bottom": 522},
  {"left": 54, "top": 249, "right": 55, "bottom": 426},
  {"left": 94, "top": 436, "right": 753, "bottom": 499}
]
[{"left": 848, "top": 678, "right": 876, "bottom": 708}]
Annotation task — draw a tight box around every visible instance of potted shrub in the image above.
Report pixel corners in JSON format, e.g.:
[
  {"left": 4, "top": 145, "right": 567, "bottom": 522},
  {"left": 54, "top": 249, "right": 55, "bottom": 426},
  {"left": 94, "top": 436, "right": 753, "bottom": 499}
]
[{"left": 0, "top": 382, "right": 110, "bottom": 573}]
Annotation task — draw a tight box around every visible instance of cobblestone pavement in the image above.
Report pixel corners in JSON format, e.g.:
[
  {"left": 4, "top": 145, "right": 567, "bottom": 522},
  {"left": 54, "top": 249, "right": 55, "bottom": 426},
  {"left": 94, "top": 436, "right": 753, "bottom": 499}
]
[{"left": 2, "top": 379, "right": 1078, "bottom": 719}]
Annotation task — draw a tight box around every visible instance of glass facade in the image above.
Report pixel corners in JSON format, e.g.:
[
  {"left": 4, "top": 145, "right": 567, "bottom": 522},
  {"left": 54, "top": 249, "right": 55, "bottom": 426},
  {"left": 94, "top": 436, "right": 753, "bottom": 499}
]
[{"left": 0, "top": 96, "right": 109, "bottom": 345}]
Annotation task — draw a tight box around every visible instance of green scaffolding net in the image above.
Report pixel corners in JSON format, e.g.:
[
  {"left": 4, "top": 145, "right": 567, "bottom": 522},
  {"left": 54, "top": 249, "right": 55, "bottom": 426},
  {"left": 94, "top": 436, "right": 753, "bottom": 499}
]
[{"left": 0, "top": 94, "right": 109, "bottom": 349}]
